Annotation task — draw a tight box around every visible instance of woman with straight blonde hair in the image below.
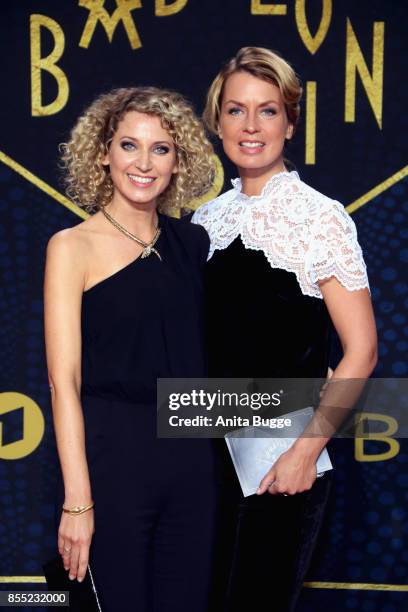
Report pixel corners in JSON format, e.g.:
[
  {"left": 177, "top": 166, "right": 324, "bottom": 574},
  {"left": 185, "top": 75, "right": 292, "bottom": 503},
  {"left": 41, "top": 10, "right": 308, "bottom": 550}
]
[
  {"left": 193, "top": 47, "right": 377, "bottom": 611},
  {"left": 45, "top": 86, "right": 218, "bottom": 612}
]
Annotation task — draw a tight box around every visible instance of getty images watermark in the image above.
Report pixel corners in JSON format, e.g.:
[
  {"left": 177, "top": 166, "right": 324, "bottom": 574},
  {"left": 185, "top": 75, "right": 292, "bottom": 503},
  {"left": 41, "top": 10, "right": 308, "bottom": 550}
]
[
  {"left": 167, "top": 389, "right": 291, "bottom": 429},
  {"left": 157, "top": 378, "right": 408, "bottom": 439}
]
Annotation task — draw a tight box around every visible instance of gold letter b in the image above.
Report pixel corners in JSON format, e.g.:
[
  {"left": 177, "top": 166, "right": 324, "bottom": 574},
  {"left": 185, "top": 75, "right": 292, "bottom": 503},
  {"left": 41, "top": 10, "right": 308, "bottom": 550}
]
[
  {"left": 155, "top": 0, "right": 189, "bottom": 16},
  {"left": 30, "top": 14, "right": 69, "bottom": 116}
]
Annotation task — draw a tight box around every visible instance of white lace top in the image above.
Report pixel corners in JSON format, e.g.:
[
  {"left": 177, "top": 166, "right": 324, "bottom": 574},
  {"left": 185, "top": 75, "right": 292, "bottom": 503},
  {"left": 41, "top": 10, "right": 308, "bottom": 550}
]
[{"left": 192, "top": 170, "right": 369, "bottom": 299}]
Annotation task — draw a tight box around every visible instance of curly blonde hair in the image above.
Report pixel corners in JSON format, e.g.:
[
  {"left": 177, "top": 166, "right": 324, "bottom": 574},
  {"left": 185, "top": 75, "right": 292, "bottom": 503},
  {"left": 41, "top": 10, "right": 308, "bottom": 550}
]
[
  {"left": 60, "top": 87, "right": 215, "bottom": 214},
  {"left": 204, "top": 47, "right": 303, "bottom": 136}
]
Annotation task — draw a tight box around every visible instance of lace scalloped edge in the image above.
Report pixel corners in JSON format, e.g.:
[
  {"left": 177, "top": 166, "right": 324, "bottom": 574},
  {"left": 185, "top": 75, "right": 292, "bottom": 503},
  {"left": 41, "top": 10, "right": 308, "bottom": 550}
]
[
  {"left": 309, "top": 268, "right": 371, "bottom": 295},
  {"left": 239, "top": 235, "right": 370, "bottom": 299},
  {"left": 239, "top": 234, "right": 323, "bottom": 299}
]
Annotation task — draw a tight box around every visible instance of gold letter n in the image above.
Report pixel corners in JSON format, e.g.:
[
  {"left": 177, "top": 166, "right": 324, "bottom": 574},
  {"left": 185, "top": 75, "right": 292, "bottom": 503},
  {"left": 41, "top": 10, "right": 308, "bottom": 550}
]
[
  {"left": 345, "top": 19, "right": 384, "bottom": 129},
  {"left": 79, "top": 0, "right": 142, "bottom": 50}
]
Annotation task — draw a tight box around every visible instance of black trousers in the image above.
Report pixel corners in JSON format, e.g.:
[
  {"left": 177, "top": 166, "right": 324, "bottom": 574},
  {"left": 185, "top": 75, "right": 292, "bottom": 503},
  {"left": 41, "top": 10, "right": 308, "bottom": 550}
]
[
  {"left": 209, "top": 443, "right": 332, "bottom": 612},
  {"left": 63, "top": 396, "right": 219, "bottom": 612}
]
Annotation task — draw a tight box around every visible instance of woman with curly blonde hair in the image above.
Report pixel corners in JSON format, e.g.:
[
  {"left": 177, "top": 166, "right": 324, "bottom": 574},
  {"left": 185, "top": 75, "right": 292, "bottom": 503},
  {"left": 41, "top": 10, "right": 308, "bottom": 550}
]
[{"left": 44, "top": 87, "right": 218, "bottom": 612}]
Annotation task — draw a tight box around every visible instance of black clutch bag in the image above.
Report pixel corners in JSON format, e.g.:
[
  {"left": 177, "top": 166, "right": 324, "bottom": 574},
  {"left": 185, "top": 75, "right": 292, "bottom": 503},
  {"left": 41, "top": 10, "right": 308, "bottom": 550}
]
[{"left": 42, "top": 555, "right": 102, "bottom": 611}]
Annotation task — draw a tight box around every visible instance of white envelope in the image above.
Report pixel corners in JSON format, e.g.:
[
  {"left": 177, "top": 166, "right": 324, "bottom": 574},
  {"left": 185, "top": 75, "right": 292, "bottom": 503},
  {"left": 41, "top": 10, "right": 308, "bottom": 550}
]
[{"left": 225, "top": 407, "right": 333, "bottom": 497}]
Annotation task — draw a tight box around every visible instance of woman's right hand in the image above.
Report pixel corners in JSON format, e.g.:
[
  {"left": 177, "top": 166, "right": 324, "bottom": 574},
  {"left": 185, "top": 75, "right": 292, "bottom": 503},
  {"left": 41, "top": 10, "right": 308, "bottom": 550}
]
[{"left": 58, "top": 509, "right": 95, "bottom": 582}]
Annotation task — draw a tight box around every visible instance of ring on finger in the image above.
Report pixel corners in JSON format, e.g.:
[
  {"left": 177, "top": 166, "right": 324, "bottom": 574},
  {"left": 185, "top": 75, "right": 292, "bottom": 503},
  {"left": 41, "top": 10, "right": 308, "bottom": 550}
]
[{"left": 63, "top": 547, "right": 71, "bottom": 553}]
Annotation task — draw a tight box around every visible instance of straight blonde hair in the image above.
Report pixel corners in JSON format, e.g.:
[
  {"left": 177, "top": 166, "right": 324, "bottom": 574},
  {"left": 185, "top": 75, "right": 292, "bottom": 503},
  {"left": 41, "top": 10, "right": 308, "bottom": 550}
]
[{"left": 204, "top": 47, "right": 303, "bottom": 135}]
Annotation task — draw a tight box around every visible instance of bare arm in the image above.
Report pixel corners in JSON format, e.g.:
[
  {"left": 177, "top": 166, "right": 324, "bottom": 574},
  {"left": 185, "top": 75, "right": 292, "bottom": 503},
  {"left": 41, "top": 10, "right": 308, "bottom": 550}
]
[
  {"left": 44, "top": 229, "right": 93, "bottom": 580},
  {"left": 287, "top": 281, "right": 377, "bottom": 455},
  {"left": 258, "top": 280, "right": 377, "bottom": 495}
]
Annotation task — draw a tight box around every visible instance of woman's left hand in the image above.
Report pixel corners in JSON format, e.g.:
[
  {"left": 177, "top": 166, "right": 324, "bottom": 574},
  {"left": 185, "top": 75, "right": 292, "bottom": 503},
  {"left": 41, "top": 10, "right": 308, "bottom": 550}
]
[{"left": 256, "top": 446, "right": 317, "bottom": 496}]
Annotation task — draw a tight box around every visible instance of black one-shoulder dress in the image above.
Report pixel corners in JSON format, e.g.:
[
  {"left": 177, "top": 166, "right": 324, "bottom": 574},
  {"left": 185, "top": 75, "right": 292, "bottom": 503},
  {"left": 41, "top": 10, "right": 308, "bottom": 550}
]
[{"left": 76, "top": 214, "right": 218, "bottom": 612}]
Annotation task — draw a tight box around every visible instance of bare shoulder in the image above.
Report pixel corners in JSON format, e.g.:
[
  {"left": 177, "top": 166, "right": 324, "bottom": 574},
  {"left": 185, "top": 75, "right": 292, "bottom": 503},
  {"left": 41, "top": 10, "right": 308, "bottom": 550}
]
[
  {"left": 47, "top": 227, "right": 80, "bottom": 258},
  {"left": 46, "top": 214, "right": 103, "bottom": 260},
  {"left": 45, "top": 220, "right": 95, "bottom": 289},
  {"left": 45, "top": 213, "right": 111, "bottom": 294}
]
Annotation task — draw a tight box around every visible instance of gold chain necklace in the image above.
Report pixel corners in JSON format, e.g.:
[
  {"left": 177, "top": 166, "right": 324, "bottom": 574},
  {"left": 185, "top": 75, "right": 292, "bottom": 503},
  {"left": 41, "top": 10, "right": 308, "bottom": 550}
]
[{"left": 102, "top": 208, "right": 162, "bottom": 261}]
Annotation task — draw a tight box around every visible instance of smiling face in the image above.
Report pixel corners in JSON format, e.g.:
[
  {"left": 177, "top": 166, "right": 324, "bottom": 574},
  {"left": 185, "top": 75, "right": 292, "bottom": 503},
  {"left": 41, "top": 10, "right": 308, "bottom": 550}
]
[
  {"left": 218, "top": 71, "right": 293, "bottom": 182},
  {"left": 102, "top": 111, "right": 178, "bottom": 210}
]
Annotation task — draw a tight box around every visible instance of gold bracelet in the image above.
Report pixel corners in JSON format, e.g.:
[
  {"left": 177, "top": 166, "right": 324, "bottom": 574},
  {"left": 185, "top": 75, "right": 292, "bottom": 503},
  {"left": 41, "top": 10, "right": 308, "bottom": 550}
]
[{"left": 62, "top": 502, "right": 94, "bottom": 515}]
